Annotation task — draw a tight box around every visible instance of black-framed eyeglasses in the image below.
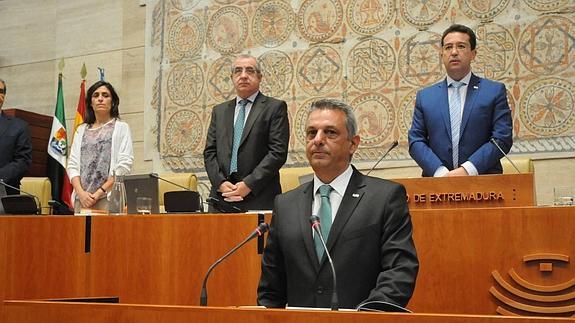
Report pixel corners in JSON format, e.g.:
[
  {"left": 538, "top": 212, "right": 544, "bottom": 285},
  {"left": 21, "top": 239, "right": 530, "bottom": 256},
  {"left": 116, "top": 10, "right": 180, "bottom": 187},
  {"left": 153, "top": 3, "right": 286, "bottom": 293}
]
[
  {"left": 232, "top": 67, "right": 258, "bottom": 76},
  {"left": 0, "top": 88, "right": 5, "bottom": 95},
  {"left": 442, "top": 43, "right": 470, "bottom": 52}
]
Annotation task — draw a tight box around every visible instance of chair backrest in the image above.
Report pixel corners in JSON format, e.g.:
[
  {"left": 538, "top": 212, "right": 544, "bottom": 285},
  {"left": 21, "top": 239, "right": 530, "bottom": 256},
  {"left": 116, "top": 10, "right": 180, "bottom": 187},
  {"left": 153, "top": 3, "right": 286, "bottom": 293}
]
[
  {"left": 158, "top": 173, "right": 198, "bottom": 206},
  {"left": 501, "top": 156, "right": 533, "bottom": 174},
  {"left": 279, "top": 167, "right": 314, "bottom": 193},
  {"left": 20, "top": 177, "right": 52, "bottom": 214}
]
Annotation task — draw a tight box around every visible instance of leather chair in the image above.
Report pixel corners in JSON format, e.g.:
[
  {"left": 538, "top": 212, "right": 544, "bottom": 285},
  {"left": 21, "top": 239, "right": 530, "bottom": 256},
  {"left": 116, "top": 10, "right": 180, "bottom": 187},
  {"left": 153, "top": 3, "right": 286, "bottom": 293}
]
[
  {"left": 20, "top": 177, "right": 52, "bottom": 215},
  {"left": 158, "top": 173, "right": 198, "bottom": 212},
  {"left": 501, "top": 157, "right": 533, "bottom": 174}
]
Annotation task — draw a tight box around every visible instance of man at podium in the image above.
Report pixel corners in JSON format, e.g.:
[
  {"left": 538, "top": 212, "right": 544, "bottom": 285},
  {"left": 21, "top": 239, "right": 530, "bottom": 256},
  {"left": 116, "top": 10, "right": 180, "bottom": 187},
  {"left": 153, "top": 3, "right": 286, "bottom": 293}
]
[
  {"left": 258, "top": 99, "right": 419, "bottom": 309},
  {"left": 408, "top": 24, "right": 513, "bottom": 177}
]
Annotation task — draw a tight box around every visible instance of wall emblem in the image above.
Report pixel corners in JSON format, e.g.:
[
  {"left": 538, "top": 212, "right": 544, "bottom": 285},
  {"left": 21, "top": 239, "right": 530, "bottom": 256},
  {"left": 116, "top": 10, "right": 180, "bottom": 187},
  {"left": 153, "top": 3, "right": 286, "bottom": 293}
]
[
  {"left": 347, "top": 38, "right": 396, "bottom": 91},
  {"left": 296, "top": 45, "right": 342, "bottom": 96},
  {"left": 259, "top": 50, "right": 294, "bottom": 98},
  {"left": 346, "top": 0, "right": 394, "bottom": 35},
  {"left": 167, "top": 62, "right": 204, "bottom": 106},
  {"left": 253, "top": 0, "right": 296, "bottom": 48},
  {"left": 297, "top": 0, "right": 343, "bottom": 42},
  {"left": 207, "top": 6, "right": 248, "bottom": 54},
  {"left": 519, "top": 78, "right": 575, "bottom": 137}
]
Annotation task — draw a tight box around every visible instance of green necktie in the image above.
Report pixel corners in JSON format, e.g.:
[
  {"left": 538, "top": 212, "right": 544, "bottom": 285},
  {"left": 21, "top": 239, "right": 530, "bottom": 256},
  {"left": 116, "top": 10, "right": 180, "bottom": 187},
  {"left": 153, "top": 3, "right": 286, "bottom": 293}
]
[
  {"left": 314, "top": 184, "right": 333, "bottom": 261},
  {"left": 230, "top": 99, "right": 248, "bottom": 174}
]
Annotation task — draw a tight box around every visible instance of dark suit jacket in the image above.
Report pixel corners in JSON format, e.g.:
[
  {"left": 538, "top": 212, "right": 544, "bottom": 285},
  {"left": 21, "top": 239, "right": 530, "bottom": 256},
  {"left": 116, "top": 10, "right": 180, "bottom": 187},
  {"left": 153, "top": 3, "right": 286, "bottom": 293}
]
[
  {"left": 0, "top": 113, "right": 32, "bottom": 195},
  {"left": 408, "top": 74, "right": 513, "bottom": 176},
  {"left": 203, "top": 92, "right": 289, "bottom": 211},
  {"left": 258, "top": 167, "right": 419, "bottom": 309}
]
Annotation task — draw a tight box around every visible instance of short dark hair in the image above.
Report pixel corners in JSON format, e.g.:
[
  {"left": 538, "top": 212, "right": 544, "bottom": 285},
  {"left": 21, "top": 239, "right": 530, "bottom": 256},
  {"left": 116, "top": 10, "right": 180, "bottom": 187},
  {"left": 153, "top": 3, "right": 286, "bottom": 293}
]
[
  {"left": 309, "top": 99, "right": 357, "bottom": 139},
  {"left": 441, "top": 24, "right": 477, "bottom": 50},
  {"left": 230, "top": 54, "right": 263, "bottom": 75},
  {"left": 84, "top": 81, "right": 120, "bottom": 125},
  {"left": 0, "top": 78, "right": 6, "bottom": 95}
]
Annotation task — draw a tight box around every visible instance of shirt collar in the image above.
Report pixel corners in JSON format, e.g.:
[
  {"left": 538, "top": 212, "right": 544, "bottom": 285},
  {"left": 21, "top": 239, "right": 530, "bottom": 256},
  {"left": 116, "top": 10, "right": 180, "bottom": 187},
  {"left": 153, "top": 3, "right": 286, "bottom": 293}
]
[
  {"left": 236, "top": 91, "right": 259, "bottom": 105},
  {"left": 446, "top": 71, "right": 472, "bottom": 87},
  {"left": 313, "top": 165, "right": 353, "bottom": 197}
]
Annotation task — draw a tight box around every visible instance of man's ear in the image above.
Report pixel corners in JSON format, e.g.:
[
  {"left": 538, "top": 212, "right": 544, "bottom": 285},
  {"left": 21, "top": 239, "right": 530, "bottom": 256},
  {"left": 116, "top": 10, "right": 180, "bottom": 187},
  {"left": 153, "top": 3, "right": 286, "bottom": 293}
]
[{"left": 350, "top": 135, "right": 360, "bottom": 154}]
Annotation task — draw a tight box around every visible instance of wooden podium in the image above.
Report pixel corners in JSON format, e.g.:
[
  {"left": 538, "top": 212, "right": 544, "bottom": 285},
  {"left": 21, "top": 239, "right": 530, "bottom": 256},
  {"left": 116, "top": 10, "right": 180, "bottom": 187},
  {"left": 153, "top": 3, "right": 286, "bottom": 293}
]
[
  {"left": 4, "top": 301, "right": 571, "bottom": 323},
  {"left": 393, "top": 173, "right": 535, "bottom": 209},
  {"left": 1, "top": 207, "right": 574, "bottom": 320}
]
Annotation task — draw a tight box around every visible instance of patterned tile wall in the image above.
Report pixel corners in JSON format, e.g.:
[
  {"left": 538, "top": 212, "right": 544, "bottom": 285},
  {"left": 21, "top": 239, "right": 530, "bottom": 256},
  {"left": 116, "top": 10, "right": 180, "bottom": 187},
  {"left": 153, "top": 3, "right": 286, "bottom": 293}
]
[{"left": 145, "top": 0, "right": 575, "bottom": 182}]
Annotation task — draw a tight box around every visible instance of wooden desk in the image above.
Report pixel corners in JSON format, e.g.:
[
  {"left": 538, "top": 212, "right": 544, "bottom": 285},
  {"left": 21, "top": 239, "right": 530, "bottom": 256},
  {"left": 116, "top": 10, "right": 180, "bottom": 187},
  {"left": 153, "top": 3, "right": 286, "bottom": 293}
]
[
  {"left": 0, "top": 207, "right": 573, "bottom": 319},
  {"left": 409, "top": 206, "right": 575, "bottom": 316},
  {"left": 0, "top": 214, "right": 268, "bottom": 319},
  {"left": 393, "top": 173, "right": 535, "bottom": 209},
  {"left": 4, "top": 301, "right": 571, "bottom": 323}
]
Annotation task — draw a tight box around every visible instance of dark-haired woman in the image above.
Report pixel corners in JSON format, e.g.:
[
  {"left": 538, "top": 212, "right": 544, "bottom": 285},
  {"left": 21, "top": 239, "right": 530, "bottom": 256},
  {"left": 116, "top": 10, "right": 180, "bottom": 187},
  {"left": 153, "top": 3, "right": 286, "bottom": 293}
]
[{"left": 67, "top": 81, "right": 134, "bottom": 213}]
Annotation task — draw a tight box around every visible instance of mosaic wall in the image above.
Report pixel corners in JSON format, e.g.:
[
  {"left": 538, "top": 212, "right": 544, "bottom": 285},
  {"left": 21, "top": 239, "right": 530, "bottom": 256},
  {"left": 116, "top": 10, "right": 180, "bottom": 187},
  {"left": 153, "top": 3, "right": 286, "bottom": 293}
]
[{"left": 145, "top": 0, "right": 575, "bottom": 183}]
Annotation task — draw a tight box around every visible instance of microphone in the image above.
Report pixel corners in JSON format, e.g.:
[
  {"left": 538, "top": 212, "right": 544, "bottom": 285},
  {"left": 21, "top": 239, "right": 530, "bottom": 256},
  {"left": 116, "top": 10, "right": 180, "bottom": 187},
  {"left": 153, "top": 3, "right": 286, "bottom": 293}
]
[
  {"left": 365, "top": 140, "right": 399, "bottom": 176},
  {"left": 309, "top": 215, "right": 338, "bottom": 311},
  {"left": 200, "top": 222, "right": 270, "bottom": 306},
  {"left": 205, "top": 196, "right": 243, "bottom": 213},
  {"left": 48, "top": 199, "right": 74, "bottom": 215},
  {"left": 149, "top": 173, "right": 203, "bottom": 212},
  {"left": 490, "top": 138, "right": 521, "bottom": 173},
  {"left": 0, "top": 179, "right": 41, "bottom": 215}
]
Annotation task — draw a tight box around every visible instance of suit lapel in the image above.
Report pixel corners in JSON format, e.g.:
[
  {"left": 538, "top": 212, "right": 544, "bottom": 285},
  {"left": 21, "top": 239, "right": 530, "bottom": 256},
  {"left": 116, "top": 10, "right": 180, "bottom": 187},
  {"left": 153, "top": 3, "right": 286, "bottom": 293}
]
[
  {"left": 460, "top": 74, "right": 481, "bottom": 136},
  {"left": 224, "top": 99, "right": 236, "bottom": 150},
  {"left": 438, "top": 80, "right": 452, "bottom": 140},
  {"left": 298, "top": 182, "right": 321, "bottom": 271},
  {"left": 240, "top": 92, "right": 266, "bottom": 146},
  {"left": 323, "top": 168, "right": 365, "bottom": 264}
]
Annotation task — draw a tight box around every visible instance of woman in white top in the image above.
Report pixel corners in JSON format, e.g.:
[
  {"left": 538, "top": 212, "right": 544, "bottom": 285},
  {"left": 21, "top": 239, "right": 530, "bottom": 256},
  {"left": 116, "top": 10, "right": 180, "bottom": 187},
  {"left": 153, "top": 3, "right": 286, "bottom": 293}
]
[{"left": 67, "top": 81, "right": 134, "bottom": 213}]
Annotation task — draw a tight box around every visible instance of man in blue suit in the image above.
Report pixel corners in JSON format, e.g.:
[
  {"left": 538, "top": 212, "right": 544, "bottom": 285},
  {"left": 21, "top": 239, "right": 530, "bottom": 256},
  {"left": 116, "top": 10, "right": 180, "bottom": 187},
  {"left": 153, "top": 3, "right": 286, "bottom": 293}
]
[{"left": 408, "top": 24, "right": 512, "bottom": 177}]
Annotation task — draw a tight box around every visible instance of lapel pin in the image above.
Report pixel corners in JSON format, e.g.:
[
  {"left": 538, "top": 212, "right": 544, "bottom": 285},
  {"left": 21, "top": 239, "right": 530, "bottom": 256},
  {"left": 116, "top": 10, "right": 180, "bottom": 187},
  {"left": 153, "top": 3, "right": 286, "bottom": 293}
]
[
  {"left": 473, "top": 85, "right": 478, "bottom": 89},
  {"left": 352, "top": 193, "right": 359, "bottom": 198}
]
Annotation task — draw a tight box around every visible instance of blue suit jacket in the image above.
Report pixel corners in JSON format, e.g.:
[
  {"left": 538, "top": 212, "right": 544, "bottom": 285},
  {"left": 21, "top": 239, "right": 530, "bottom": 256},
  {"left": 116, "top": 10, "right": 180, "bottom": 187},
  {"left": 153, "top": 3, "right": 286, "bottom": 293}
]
[{"left": 408, "top": 74, "right": 513, "bottom": 176}]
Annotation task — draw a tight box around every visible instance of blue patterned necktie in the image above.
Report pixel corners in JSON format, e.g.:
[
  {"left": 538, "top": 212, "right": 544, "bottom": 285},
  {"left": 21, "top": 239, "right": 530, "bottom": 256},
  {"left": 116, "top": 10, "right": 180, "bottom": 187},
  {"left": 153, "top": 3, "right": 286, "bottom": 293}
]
[
  {"left": 314, "top": 184, "right": 333, "bottom": 261},
  {"left": 230, "top": 99, "right": 249, "bottom": 174},
  {"left": 449, "top": 81, "right": 465, "bottom": 169}
]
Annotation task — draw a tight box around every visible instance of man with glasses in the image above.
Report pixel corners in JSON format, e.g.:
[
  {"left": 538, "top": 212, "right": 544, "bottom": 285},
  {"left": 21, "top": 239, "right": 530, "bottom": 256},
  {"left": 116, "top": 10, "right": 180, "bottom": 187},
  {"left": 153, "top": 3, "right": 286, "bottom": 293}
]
[
  {"left": 0, "top": 78, "right": 32, "bottom": 195},
  {"left": 204, "top": 54, "right": 289, "bottom": 212},
  {"left": 408, "top": 24, "right": 513, "bottom": 177}
]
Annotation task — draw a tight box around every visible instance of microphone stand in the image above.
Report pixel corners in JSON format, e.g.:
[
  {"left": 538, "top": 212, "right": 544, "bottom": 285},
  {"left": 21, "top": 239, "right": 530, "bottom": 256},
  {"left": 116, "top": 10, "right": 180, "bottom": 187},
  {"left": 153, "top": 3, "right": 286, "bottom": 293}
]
[
  {"left": 199, "top": 222, "right": 269, "bottom": 306},
  {"left": 309, "top": 215, "right": 338, "bottom": 311},
  {"left": 365, "top": 140, "right": 399, "bottom": 176},
  {"left": 490, "top": 138, "right": 521, "bottom": 173}
]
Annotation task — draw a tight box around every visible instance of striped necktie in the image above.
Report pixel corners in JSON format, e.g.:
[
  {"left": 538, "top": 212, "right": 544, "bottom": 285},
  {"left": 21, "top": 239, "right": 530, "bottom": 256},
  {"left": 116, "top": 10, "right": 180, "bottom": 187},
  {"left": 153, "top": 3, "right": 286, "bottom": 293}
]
[
  {"left": 314, "top": 184, "right": 333, "bottom": 261},
  {"left": 229, "top": 99, "right": 248, "bottom": 174},
  {"left": 449, "top": 81, "right": 465, "bottom": 169}
]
